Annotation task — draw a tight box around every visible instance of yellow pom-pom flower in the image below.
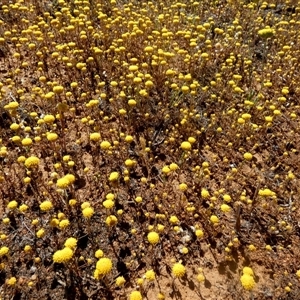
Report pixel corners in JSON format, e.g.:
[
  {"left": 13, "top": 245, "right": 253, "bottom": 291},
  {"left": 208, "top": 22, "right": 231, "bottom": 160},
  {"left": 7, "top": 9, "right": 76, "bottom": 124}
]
[
  {"left": 100, "top": 140, "right": 111, "bottom": 150},
  {"left": 147, "top": 231, "right": 159, "bottom": 245},
  {"left": 103, "top": 199, "right": 114, "bottom": 209},
  {"left": 243, "top": 152, "right": 253, "bottom": 161},
  {"left": 24, "top": 156, "right": 40, "bottom": 168},
  {"left": 43, "top": 115, "right": 55, "bottom": 123},
  {"left": 59, "top": 219, "right": 70, "bottom": 229},
  {"left": 82, "top": 207, "right": 94, "bottom": 218},
  {"left": 22, "top": 137, "right": 33, "bottom": 146},
  {"left": 240, "top": 274, "right": 255, "bottom": 290},
  {"left": 56, "top": 177, "right": 70, "bottom": 189},
  {"left": 181, "top": 141, "right": 191, "bottom": 151},
  {"left": 7, "top": 200, "right": 18, "bottom": 210},
  {"left": 40, "top": 201, "right": 53, "bottom": 211},
  {"left": 95, "top": 249, "right": 104, "bottom": 258},
  {"left": 6, "top": 277, "right": 17, "bottom": 286},
  {"left": 36, "top": 228, "right": 45, "bottom": 238},
  {"left": 95, "top": 257, "right": 113, "bottom": 278},
  {"left": 0, "top": 246, "right": 9, "bottom": 257},
  {"left": 105, "top": 215, "right": 118, "bottom": 226},
  {"left": 47, "top": 133, "right": 58, "bottom": 141},
  {"left": 90, "top": 132, "right": 101, "bottom": 142},
  {"left": 129, "top": 291, "right": 142, "bottom": 300},
  {"left": 115, "top": 276, "right": 126, "bottom": 286},
  {"left": 109, "top": 172, "right": 119, "bottom": 181},
  {"left": 172, "top": 262, "right": 186, "bottom": 278},
  {"left": 53, "top": 247, "right": 73, "bottom": 263},
  {"left": 145, "top": 269, "right": 156, "bottom": 281},
  {"left": 210, "top": 215, "right": 219, "bottom": 224},
  {"left": 64, "top": 237, "right": 77, "bottom": 249}
]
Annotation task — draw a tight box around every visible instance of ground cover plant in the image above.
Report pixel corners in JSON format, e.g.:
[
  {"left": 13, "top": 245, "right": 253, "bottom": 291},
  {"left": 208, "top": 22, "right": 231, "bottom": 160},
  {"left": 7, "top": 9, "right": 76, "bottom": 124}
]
[{"left": 0, "top": 0, "right": 300, "bottom": 299}]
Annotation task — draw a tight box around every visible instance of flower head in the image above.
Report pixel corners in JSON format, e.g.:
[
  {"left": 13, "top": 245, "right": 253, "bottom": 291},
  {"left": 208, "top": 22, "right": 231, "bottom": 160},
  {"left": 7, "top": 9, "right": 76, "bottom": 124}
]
[
  {"left": 145, "top": 269, "right": 156, "bottom": 281},
  {"left": 109, "top": 172, "right": 119, "bottom": 181},
  {"left": 116, "top": 276, "right": 126, "bottom": 286},
  {"left": 53, "top": 247, "right": 73, "bottom": 263},
  {"left": 172, "top": 262, "right": 186, "bottom": 278},
  {"left": 40, "top": 200, "right": 53, "bottom": 211},
  {"left": 240, "top": 274, "right": 255, "bottom": 290},
  {"left": 64, "top": 237, "right": 77, "bottom": 249},
  {"left": 24, "top": 156, "right": 40, "bottom": 168},
  {"left": 147, "top": 231, "right": 159, "bottom": 244},
  {"left": 181, "top": 141, "right": 191, "bottom": 151},
  {"left": 105, "top": 215, "right": 117, "bottom": 226},
  {"left": 82, "top": 207, "right": 94, "bottom": 218},
  {"left": 130, "top": 291, "right": 142, "bottom": 300},
  {"left": 95, "top": 257, "right": 113, "bottom": 278},
  {"left": 0, "top": 246, "right": 9, "bottom": 257},
  {"left": 7, "top": 200, "right": 18, "bottom": 210}
]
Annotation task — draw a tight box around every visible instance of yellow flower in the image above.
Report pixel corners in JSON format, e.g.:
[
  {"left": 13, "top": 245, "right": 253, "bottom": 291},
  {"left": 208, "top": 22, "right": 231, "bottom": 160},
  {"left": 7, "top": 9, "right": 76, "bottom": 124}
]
[
  {"left": 40, "top": 201, "right": 53, "bottom": 211},
  {"left": 6, "top": 101, "right": 19, "bottom": 109},
  {"left": 6, "top": 277, "right": 17, "bottom": 286},
  {"left": 24, "top": 156, "right": 40, "bottom": 168},
  {"left": 145, "top": 269, "right": 155, "bottom": 281},
  {"left": 296, "top": 269, "right": 300, "bottom": 278},
  {"left": 210, "top": 215, "right": 219, "bottom": 224},
  {"left": 22, "top": 137, "right": 33, "bottom": 146},
  {"left": 115, "top": 276, "right": 126, "bottom": 286},
  {"left": 147, "top": 231, "right": 159, "bottom": 245},
  {"left": 169, "top": 215, "right": 179, "bottom": 224},
  {"left": 95, "top": 249, "right": 104, "bottom": 258},
  {"left": 53, "top": 85, "right": 64, "bottom": 94},
  {"left": 47, "top": 133, "right": 58, "bottom": 141},
  {"left": 197, "top": 273, "right": 205, "bottom": 282},
  {"left": 56, "top": 177, "right": 70, "bottom": 189},
  {"left": 10, "top": 123, "right": 20, "bottom": 130},
  {"left": 105, "top": 215, "right": 117, "bottom": 226},
  {"left": 82, "top": 207, "right": 94, "bottom": 218},
  {"left": 135, "top": 196, "right": 142, "bottom": 203},
  {"left": 181, "top": 141, "right": 191, "bottom": 151},
  {"left": 100, "top": 140, "right": 111, "bottom": 149},
  {"left": 248, "top": 244, "right": 256, "bottom": 251},
  {"left": 195, "top": 229, "right": 204, "bottom": 238},
  {"left": 53, "top": 247, "right": 73, "bottom": 263},
  {"left": 125, "top": 135, "right": 133, "bottom": 143},
  {"left": 201, "top": 188, "right": 210, "bottom": 198},
  {"left": 240, "top": 274, "right": 255, "bottom": 290},
  {"left": 103, "top": 199, "right": 114, "bottom": 209},
  {"left": 258, "top": 27, "right": 275, "bottom": 38},
  {"left": 65, "top": 174, "right": 75, "bottom": 184},
  {"left": 36, "top": 229, "right": 45, "bottom": 238},
  {"left": 179, "top": 183, "right": 188, "bottom": 191},
  {"left": 95, "top": 257, "right": 113, "bottom": 278},
  {"left": 243, "top": 152, "right": 253, "bottom": 161},
  {"left": 64, "top": 237, "right": 77, "bottom": 249},
  {"left": 169, "top": 163, "right": 178, "bottom": 171},
  {"left": 3, "top": 218, "right": 10, "bottom": 224},
  {"left": 221, "top": 204, "right": 231, "bottom": 213},
  {"left": 43, "top": 115, "right": 55, "bottom": 123},
  {"left": 0, "top": 246, "right": 9, "bottom": 257},
  {"left": 7, "top": 200, "right": 18, "bottom": 209},
  {"left": 59, "top": 219, "right": 70, "bottom": 229},
  {"left": 223, "top": 194, "right": 231, "bottom": 202},
  {"left": 109, "top": 172, "right": 119, "bottom": 181},
  {"left": 24, "top": 245, "right": 32, "bottom": 252},
  {"left": 172, "top": 262, "right": 186, "bottom": 278},
  {"left": 129, "top": 291, "right": 142, "bottom": 300},
  {"left": 125, "top": 159, "right": 136, "bottom": 167},
  {"left": 90, "top": 132, "right": 101, "bottom": 142}
]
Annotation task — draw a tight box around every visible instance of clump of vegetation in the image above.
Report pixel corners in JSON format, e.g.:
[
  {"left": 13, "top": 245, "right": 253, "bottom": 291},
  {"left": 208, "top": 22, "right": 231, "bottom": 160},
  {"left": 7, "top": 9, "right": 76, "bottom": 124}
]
[{"left": 0, "top": 0, "right": 300, "bottom": 299}]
